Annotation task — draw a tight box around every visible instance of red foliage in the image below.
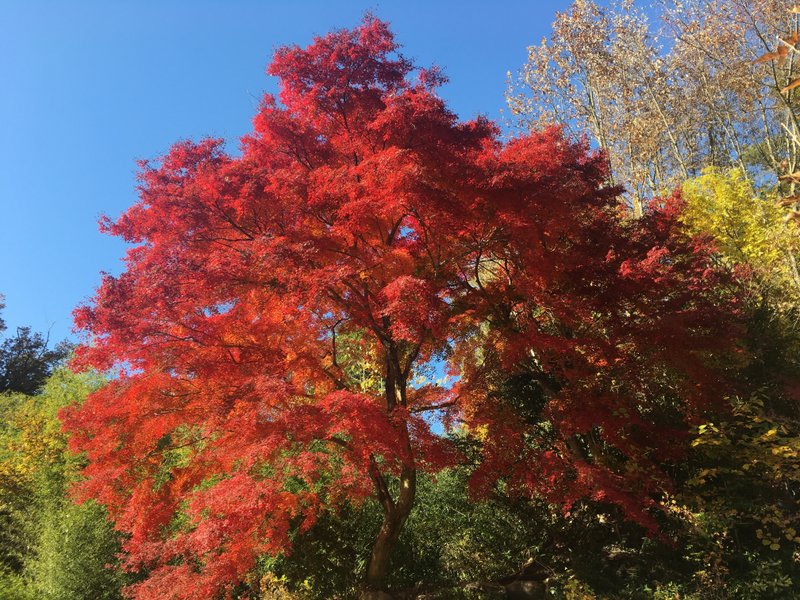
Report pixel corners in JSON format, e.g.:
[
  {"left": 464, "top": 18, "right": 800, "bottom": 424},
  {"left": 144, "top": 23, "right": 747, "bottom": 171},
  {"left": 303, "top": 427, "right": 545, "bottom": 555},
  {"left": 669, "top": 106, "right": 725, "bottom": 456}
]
[{"left": 63, "top": 17, "right": 741, "bottom": 598}]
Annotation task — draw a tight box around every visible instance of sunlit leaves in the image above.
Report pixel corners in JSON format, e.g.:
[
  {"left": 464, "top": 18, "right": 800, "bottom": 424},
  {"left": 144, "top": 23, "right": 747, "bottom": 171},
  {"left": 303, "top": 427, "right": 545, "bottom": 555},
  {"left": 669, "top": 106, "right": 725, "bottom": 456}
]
[{"left": 682, "top": 167, "right": 800, "bottom": 312}]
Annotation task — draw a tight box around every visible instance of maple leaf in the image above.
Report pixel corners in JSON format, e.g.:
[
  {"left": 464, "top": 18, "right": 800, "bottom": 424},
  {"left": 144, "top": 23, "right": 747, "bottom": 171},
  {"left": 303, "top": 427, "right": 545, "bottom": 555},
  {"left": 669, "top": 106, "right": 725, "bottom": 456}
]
[
  {"left": 754, "top": 45, "right": 789, "bottom": 65},
  {"left": 782, "top": 77, "right": 800, "bottom": 93}
]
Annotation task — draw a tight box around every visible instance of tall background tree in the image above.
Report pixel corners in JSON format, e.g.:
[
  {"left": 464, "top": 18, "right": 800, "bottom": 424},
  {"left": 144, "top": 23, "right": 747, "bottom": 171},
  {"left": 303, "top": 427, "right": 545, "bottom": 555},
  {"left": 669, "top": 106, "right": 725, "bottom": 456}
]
[
  {"left": 507, "top": 0, "right": 800, "bottom": 223},
  {"left": 0, "top": 293, "right": 73, "bottom": 396},
  {"left": 0, "top": 328, "right": 72, "bottom": 396}
]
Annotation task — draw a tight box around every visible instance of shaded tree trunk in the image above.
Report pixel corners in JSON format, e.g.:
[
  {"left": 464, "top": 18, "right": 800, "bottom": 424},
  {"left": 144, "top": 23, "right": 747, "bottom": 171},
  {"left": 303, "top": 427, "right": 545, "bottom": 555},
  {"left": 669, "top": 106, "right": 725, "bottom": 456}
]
[
  {"left": 361, "top": 342, "right": 418, "bottom": 598},
  {"left": 362, "top": 464, "right": 416, "bottom": 598}
]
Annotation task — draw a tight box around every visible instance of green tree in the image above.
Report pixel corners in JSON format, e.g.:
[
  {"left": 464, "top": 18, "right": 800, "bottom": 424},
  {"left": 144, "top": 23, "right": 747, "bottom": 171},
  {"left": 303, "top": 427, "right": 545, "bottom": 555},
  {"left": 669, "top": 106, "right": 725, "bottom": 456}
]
[
  {"left": 0, "top": 369, "right": 125, "bottom": 600},
  {"left": 0, "top": 328, "right": 72, "bottom": 395}
]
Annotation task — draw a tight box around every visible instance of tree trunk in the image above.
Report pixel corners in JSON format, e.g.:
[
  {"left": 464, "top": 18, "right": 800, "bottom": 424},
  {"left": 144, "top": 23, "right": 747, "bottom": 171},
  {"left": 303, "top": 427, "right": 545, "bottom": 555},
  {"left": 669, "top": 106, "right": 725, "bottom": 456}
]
[
  {"left": 361, "top": 340, "right": 418, "bottom": 598},
  {"left": 362, "top": 464, "right": 416, "bottom": 599}
]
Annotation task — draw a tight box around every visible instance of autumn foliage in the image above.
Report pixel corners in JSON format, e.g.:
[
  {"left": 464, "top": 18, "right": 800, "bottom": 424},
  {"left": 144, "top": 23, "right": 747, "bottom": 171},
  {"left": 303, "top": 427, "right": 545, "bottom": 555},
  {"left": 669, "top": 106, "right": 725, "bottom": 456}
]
[{"left": 64, "top": 17, "right": 740, "bottom": 598}]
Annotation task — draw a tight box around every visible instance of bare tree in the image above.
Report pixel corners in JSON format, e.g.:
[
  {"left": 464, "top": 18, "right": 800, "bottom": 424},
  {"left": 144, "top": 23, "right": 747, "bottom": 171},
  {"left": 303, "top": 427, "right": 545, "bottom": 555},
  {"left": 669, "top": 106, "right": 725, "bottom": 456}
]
[{"left": 508, "top": 0, "right": 800, "bottom": 220}]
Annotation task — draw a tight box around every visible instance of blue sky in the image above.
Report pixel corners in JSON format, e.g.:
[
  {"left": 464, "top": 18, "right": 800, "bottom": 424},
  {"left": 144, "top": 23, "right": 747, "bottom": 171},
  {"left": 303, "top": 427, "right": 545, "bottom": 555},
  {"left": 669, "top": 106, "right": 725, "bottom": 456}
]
[{"left": 0, "top": 0, "right": 568, "bottom": 343}]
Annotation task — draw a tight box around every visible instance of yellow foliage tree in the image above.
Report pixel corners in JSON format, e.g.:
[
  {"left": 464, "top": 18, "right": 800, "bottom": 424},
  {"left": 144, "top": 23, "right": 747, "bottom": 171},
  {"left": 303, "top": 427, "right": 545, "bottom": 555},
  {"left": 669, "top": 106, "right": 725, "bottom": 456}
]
[{"left": 682, "top": 167, "right": 800, "bottom": 311}]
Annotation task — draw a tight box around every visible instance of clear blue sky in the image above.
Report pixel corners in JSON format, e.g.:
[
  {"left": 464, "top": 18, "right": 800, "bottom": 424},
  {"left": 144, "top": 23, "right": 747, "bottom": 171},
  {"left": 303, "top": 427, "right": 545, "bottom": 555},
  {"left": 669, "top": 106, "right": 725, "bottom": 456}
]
[{"left": 0, "top": 0, "right": 569, "bottom": 343}]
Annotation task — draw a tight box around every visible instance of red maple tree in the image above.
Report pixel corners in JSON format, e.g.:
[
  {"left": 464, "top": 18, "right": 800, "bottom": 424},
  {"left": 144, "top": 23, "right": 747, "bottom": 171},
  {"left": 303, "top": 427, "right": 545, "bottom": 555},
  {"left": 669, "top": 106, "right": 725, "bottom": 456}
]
[{"left": 64, "top": 17, "right": 740, "bottom": 599}]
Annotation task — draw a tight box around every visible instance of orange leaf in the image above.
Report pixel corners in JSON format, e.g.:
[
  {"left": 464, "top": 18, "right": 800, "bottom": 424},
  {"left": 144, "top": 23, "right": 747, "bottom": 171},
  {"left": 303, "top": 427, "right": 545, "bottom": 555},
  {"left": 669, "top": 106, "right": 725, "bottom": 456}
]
[
  {"left": 782, "top": 77, "right": 800, "bottom": 93},
  {"left": 756, "top": 45, "right": 789, "bottom": 64},
  {"left": 783, "top": 32, "right": 800, "bottom": 47}
]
